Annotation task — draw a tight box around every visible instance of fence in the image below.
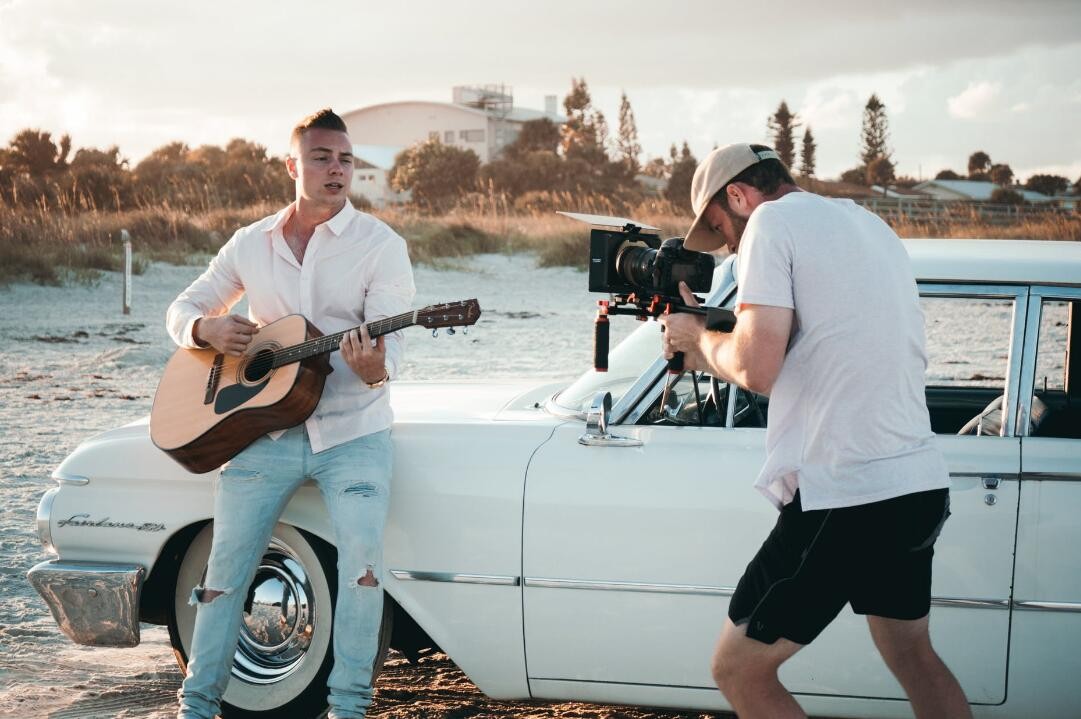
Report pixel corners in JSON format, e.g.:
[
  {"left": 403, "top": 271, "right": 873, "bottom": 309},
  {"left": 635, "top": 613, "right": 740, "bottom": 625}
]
[{"left": 855, "top": 197, "right": 1076, "bottom": 225}]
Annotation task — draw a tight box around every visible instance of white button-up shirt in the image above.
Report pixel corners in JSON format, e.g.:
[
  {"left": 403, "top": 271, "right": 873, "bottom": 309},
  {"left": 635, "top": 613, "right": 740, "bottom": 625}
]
[{"left": 166, "top": 201, "right": 415, "bottom": 453}]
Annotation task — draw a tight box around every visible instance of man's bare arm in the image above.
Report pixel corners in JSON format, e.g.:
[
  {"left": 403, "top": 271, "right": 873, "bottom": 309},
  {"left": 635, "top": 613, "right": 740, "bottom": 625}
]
[{"left": 661, "top": 282, "right": 793, "bottom": 396}]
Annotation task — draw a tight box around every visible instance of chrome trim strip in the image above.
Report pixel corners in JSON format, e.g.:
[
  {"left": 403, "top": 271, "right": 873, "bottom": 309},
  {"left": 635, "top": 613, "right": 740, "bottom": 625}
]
[
  {"left": 931, "top": 597, "right": 1010, "bottom": 610},
  {"left": 1030, "top": 286, "right": 1081, "bottom": 301},
  {"left": 1013, "top": 600, "right": 1081, "bottom": 613},
  {"left": 950, "top": 472, "right": 1019, "bottom": 481},
  {"left": 389, "top": 570, "right": 520, "bottom": 586},
  {"left": 36, "top": 487, "right": 59, "bottom": 555},
  {"left": 1015, "top": 290, "right": 1040, "bottom": 436},
  {"left": 525, "top": 580, "right": 1014, "bottom": 608},
  {"left": 52, "top": 471, "right": 89, "bottom": 486},
  {"left": 1021, "top": 473, "right": 1081, "bottom": 482},
  {"left": 525, "top": 577, "right": 735, "bottom": 597}
]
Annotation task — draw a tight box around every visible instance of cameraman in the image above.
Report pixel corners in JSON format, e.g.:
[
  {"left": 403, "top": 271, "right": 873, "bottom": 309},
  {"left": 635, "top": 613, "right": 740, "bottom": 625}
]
[{"left": 660, "top": 144, "right": 970, "bottom": 719}]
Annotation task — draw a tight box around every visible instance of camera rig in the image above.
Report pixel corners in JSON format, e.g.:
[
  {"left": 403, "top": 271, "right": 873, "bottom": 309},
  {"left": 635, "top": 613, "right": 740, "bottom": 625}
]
[{"left": 558, "top": 211, "right": 737, "bottom": 375}]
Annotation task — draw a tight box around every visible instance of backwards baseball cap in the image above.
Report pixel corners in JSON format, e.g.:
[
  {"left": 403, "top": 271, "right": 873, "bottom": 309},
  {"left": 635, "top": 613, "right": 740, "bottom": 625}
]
[{"left": 684, "top": 143, "right": 781, "bottom": 252}]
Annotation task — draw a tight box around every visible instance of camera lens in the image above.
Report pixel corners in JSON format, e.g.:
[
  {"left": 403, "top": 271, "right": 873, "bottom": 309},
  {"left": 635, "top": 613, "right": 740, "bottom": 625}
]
[{"left": 615, "top": 244, "right": 657, "bottom": 291}]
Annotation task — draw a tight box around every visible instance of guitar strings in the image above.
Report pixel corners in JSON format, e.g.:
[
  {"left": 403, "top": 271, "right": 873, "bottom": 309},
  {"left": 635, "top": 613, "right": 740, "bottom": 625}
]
[{"left": 206, "top": 302, "right": 473, "bottom": 379}]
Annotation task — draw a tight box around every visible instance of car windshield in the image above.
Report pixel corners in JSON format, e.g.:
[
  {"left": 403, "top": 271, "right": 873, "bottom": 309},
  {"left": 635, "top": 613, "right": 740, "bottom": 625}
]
[{"left": 553, "top": 255, "right": 738, "bottom": 414}]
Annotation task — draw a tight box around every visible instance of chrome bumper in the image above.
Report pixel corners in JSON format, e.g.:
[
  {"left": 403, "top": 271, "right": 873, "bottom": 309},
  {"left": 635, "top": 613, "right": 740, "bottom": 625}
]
[{"left": 27, "top": 560, "right": 146, "bottom": 647}]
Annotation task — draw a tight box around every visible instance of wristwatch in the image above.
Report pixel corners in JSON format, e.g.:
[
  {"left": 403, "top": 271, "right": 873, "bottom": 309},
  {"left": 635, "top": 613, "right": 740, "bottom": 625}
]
[{"left": 365, "top": 369, "right": 390, "bottom": 389}]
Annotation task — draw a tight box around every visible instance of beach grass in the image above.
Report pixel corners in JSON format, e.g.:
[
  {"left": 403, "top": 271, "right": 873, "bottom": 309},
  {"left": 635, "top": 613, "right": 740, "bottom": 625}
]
[{"left": 2, "top": 197, "right": 1078, "bottom": 285}]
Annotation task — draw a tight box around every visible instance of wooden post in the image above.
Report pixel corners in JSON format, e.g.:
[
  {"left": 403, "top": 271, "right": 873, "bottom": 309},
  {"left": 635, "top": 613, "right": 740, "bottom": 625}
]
[{"left": 122, "top": 229, "right": 132, "bottom": 315}]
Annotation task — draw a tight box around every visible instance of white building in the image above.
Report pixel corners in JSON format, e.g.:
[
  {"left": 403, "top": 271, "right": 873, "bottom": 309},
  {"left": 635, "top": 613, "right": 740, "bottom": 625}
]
[
  {"left": 342, "top": 85, "right": 564, "bottom": 205},
  {"left": 350, "top": 145, "right": 409, "bottom": 207}
]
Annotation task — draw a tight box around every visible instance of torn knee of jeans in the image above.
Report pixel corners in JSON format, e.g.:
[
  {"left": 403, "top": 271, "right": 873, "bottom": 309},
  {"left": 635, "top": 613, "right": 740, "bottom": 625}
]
[
  {"left": 356, "top": 566, "right": 379, "bottom": 588},
  {"left": 189, "top": 585, "right": 231, "bottom": 606},
  {"left": 342, "top": 482, "right": 380, "bottom": 498}
]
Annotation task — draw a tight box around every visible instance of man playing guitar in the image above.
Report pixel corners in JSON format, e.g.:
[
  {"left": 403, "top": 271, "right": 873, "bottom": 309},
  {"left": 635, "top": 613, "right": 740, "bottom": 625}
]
[{"left": 166, "top": 108, "right": 415, "bottom": 719}]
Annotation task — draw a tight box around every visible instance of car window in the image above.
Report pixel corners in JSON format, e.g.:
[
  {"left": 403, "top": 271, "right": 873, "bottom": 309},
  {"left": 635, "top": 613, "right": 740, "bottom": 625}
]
[
  {"left": 1030, "top": 298, "right": 1080, "bottom": 439},
  {"left": 554, "top": 321, "right": 662, "bottom": 414},
  {"left": 922, "top": 295, "right": 1015, "bottom": 435},
  {"left": 636, "top": 370, "right": 767, "bottom": 428},
  {"left": 1035, "top": 300, "right": 1068, "bottom": 393}
]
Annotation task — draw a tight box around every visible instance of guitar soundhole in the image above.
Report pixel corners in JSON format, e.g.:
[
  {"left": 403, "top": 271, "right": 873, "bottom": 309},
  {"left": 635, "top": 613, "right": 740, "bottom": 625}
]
[{"left": 244, "top": 349, "right": 275, "bottom": 383}]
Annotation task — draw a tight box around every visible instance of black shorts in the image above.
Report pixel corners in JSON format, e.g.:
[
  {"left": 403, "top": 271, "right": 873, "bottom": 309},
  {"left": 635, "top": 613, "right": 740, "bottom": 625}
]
[{"left": 728, "top": 487, "right": 951, "bottom": 645}]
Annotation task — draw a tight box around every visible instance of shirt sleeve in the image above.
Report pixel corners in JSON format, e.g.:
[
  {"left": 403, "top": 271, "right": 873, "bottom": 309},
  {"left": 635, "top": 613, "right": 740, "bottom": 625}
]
[
  {"left": 734, "top": 205, "right": 796, "bottom": 312},
  {"left": 165, "top": 231, "right": 246, "bottom": 348},
  {"left": 363, "top": 230, "right": 416, "bottom": 380}
]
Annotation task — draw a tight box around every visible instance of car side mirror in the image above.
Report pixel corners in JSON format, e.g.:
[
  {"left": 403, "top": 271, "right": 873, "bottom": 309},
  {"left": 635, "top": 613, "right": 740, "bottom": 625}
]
[{"left": 578, "top": 391, "right": 643, "bottom": 447}]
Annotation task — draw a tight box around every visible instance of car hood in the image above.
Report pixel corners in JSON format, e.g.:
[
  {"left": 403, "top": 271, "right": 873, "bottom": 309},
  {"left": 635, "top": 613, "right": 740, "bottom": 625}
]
[{"left": 390, "top": 379, "right": 568, "bottom": 423}]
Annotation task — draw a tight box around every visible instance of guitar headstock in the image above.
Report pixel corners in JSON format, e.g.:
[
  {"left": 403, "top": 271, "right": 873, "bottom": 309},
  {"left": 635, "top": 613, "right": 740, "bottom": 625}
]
[{"left": 417, "top": 299, "right": 482, "bottom": 330}]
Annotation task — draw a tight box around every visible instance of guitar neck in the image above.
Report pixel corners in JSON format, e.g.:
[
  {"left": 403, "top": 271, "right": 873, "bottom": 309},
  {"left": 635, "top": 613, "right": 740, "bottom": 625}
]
[{"left": 270, "top": 311, "right": 416, "bottom": 369}]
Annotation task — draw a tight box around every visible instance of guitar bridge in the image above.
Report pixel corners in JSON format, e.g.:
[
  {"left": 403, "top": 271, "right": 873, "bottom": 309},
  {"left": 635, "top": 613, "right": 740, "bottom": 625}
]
[{"left": 204, "top": 353, "right": 224, "bottom": 405}]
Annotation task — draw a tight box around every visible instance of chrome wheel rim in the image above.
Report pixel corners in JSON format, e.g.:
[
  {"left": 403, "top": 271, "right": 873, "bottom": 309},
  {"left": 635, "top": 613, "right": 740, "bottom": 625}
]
[{"left": 232, "top": 538, "right": 318, "bottom": 685}]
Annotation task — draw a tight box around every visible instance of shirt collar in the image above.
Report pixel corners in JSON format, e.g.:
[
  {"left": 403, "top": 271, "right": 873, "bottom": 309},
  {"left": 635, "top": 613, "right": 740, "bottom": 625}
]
[
  {"left": 324, "top": 201, "right": 358, "bottom": 236},
  {"left": 266, "top": 201, "right": 357, "bottom": 237}
]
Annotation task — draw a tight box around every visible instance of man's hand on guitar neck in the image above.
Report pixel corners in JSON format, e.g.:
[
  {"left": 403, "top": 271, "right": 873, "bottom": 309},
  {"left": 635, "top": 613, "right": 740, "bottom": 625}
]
[
  {"left": 193, "top": 315, "right": 259, "bottom": 357},
  {"left": 341, "top": 323, "right": 388, "bottom": 387}
]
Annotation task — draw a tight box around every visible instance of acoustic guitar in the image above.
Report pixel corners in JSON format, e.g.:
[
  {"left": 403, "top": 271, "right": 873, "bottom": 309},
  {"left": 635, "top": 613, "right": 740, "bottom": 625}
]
[{"left": 150, "top": 299, "right": 481, "bottom": 473}]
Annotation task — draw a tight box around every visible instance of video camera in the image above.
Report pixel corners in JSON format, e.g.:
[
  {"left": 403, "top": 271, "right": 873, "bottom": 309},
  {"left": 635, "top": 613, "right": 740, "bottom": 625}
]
[{"left": 558, "top": 212, "right": 737, "bottom": 374}]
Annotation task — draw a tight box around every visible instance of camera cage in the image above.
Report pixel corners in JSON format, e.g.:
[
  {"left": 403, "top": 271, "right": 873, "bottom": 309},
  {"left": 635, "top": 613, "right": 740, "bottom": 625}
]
[{"left": 558, "top": 211, "right": 735, "bottom": 375}]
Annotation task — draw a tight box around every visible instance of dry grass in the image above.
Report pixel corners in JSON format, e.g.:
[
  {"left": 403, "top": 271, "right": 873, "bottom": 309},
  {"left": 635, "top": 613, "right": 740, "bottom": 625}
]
[
  {"left": 0, "top": 203, "right": 280, "bottom": 284},
  {"left": 890, "top": 213, "right": 1081, "bottom": 242},
  {"left": 2, "top": 194, "right": 1077, "bottom": 286}
]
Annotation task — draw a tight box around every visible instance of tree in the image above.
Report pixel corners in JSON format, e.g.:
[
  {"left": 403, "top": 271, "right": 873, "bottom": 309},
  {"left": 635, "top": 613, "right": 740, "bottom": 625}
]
[
  {"left": 768, "top": 101, "right": 799, "bottom": 168},
  {"left": 935, "top": 169, "right": 962, "bottom": 180},
  {"left": 388, "top": 140, "right": 479, "bottom": 209},
  {"left": 664, "top": 141, "right": 697, "bottom": 210},
  {"left": 1024, "top": 174, "right": 1070, "bottom": 197},
  {"left": 989, "top": 163, "right": 1014, "bottom": 187},
  {"left": 640, "top": 156, "right": 668, "bottom": 180},
  {"left": 616, "top": 91, "right": 642, "bottom": 176},
  {"left": 508, "top": 118, "right": 560, "bottom": 156},
  {"left": 480, "top": 150, "right": 565, "bottom": 198},
  {"left": 6, "top": 129, "right": 71, "bottom": 175},
  {"left": 799, "top": 127, "right": 816, "bottom": 177},
  {"left": 990, "top": 187, "right": 1024, "bottom": 205},
  {"left": 967, "top": 151, "right": 991, "bottom": 180},
  {"left": 560, "top": 77, "right": 606, "bottom": 164},
  {"left": 859, "top": 94, "right": 891, "bottom": 168},
  {"left": 840, "top": 167, "right": 867, "bottom": 185},
  {"left": 866, "top": 156, "right": 896, "bottom": 194},
  {"left": 68, "top": 145, "right": 132, "bottom": 211}
]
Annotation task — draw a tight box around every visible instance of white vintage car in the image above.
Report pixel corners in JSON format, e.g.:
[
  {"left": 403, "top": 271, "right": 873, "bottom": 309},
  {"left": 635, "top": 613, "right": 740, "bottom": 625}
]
[{"left": 29, "top": 239, "right": 1081, "bottom": 718}]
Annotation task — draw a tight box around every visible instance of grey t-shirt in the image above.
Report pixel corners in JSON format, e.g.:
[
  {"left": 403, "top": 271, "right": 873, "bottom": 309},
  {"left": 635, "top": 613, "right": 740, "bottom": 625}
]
[{"left": 735, "top": 192, "right": 949, "bottom": 511}]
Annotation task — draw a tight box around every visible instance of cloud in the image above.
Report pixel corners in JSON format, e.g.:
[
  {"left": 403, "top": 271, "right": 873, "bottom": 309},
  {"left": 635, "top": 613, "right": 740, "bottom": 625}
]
[{"left": 948, "top": 81, "right": 1001, "bottom": 119}]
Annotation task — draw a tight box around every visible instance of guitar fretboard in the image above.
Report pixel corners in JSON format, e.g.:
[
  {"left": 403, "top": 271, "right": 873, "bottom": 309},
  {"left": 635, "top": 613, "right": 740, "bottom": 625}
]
[{"left": 269, "top": 310, "right": 416, "bottom": 368}]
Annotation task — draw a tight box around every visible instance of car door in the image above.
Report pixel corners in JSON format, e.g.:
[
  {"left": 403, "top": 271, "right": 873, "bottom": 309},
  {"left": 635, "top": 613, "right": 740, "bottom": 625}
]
[
  {"left": 522, "top": 284, "right": 1025, "bottom": 707},
  {"left": 1011, "top": 287, "right": 1081, "bottom": 713}
]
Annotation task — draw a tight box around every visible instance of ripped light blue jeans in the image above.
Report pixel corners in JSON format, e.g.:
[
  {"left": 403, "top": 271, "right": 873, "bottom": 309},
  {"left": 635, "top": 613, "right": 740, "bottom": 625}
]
[{"left": 177, "top": 426, "right": 392, "bottom": 719}]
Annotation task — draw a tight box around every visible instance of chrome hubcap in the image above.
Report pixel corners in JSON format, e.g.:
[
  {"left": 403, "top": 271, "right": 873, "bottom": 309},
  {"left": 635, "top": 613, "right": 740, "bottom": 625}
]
[{"left": 232, "top": 538, "right": 317, "bottom": 684}]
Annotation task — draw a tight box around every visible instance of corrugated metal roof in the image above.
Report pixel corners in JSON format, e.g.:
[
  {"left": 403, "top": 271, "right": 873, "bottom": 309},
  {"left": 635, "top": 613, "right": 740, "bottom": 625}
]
[{"left": 914, "top": 180, "right": 1053, "bottom": 203}]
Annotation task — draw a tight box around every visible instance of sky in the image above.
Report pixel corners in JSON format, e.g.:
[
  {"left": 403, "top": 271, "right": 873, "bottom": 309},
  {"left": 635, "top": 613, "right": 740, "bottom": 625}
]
[{"left": 1, "top": 0, "right": 1079, "bottom": 183}]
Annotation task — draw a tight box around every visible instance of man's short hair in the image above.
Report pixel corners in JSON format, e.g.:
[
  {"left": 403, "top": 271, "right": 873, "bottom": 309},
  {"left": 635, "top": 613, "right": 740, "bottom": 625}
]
[
  {"left": 712, "top": 143, "right": 795, "bottom": 209},
  {"left": 290, "top": 108, "right": 349, "bottom": 149}
]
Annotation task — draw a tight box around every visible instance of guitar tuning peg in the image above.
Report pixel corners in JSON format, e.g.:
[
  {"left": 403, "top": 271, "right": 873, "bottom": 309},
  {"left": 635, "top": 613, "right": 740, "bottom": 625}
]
[
  {"left": 446, "top": 327, "right": 456, "bottom": 335},
  {"left": 432, "top": 329, "right": 439, "bottom": 338}
]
